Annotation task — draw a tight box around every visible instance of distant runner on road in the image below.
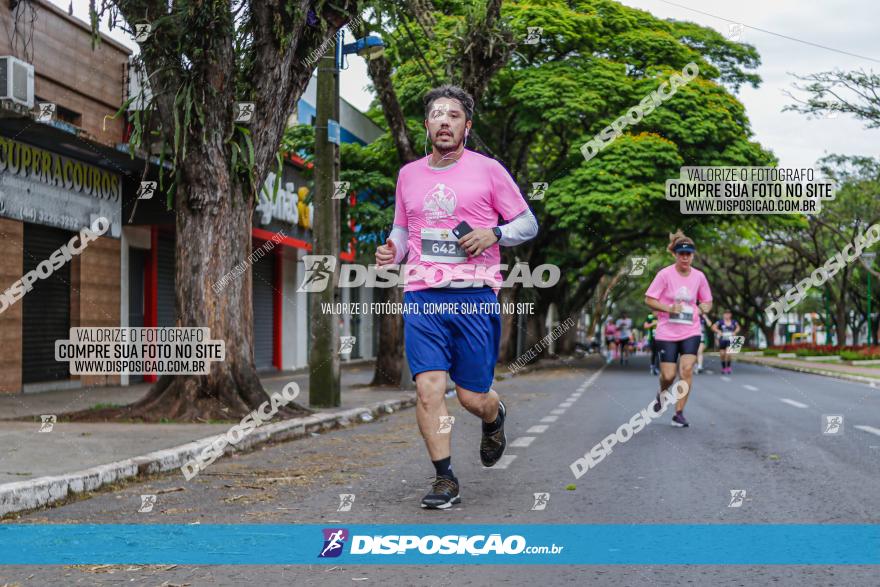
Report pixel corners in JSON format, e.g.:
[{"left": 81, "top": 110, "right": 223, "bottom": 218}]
[
  {"left": 696, "top": 314, "right": 709, "bottom": 374},
  {"left": 643, "top": 313, "right": 659, "bottom": 375},
  {"left": 712, "top": 311, "right": 741, "bottom": 375},
  {"left": 616, "top": 313, "right": 633, "bottom": 365},
  {"left": 604, "top": 318, "right": 618, "bottom": 364},
  {"left": 644, "top": 230, "right": 713, "bottom": 427}
]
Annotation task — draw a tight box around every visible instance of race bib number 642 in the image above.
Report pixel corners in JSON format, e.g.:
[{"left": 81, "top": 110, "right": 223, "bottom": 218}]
[{"left": 420, "top": 227, "right": 467, "bottom": 263}]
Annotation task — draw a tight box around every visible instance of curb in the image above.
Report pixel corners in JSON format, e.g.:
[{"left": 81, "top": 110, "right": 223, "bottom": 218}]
[
  {"left": 0, "top": 395, "right": 416, "bottom": 518},
  {"left": 735, "top": 356, "right": 880, "bottom": 387}
]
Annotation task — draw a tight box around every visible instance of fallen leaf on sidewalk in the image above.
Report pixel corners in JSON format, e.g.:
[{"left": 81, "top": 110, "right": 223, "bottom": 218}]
[
  {"left": 90, "top": 565, "right": 113, "bottom": 572},
  {"left": 156, "top": 487, "right": 185, "bottom": 495}
]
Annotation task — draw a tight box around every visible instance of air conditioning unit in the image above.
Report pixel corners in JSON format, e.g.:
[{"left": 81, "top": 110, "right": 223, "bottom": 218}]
[{"left": 0, "top": 56, "right": 34, "bottom": 109}]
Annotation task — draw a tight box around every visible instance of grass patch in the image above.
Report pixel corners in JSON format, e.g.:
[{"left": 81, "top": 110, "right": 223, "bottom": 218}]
[{"left": 88, "top": 403, "right": 124, "bottom": 411}]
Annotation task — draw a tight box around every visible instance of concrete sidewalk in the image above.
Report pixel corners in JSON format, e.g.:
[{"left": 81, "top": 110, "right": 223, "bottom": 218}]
[
  {"left": 1, "top": 361, "right": 421, "bottom": 517},
  {"left": 0, "top": 361, "right": 404, "bottom": 484},
  {"left": 734, "top": 353, "right": 880, "bottom": 385},
  {"left": 0, "top": 354, "right": 585, "bottom": 517}
]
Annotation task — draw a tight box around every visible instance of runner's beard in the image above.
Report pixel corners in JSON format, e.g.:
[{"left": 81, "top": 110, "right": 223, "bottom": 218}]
[{"left": 432, "top": 130, "right": 464, "bottom": 155}]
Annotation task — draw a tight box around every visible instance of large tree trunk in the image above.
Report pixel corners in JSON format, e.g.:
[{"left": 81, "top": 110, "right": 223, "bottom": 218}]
[
  {"left": 497, "top": 285, "right": 517, "bottom": 362},
  {"left": 126, "top": 158, "right": 304, "bottom": 421},
  {"left": 362, "top": 49, "right": 414, "bottom": 387},
  {"left": 556, "top": 319, "right": 577, "bottom": 355},
  {"left": 760, "top": 323, "right": 775, "bottom": 348},
  {"left": 370, "top": 286, "right": 404, "bottom": 385},
  {"left": 66, "top": 1, "right": 359, "bottom": 422}
]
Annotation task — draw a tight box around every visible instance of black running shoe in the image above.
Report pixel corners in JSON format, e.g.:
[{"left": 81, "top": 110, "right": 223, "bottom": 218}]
[
  {"left": 480, "top": 400, "right": 507, "bottom": 467},
  {"left": 421, "top": 475, "right": 460, "bottom": 509},
  {"left": 652, "top": 392, "right": 663, "bottom": 413},
  {"left": 672, "top": 412, "right": 689, "bottom": 427}
]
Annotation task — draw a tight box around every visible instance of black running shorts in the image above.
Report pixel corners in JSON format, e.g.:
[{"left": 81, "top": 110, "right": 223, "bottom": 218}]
[{"left": 655, "top": 335, "right": 702, "bottom": 364}]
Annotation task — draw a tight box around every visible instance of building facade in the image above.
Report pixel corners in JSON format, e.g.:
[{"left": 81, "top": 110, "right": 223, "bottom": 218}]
[
  {"left": 0, "top": 1, "right": 382, "bottom": 394},
  {"left": 0, "top": 0, "right": 131, "bottom": 393}
]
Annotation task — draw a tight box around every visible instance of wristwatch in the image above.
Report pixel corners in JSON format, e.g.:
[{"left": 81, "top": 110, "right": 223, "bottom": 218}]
[{"left": 492, "top": 227, "right": 502, "bottom": 242}]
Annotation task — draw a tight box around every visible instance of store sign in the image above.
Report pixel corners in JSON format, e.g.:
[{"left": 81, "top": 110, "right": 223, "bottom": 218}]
[
  {"left": 255, "top": 171, "right": 312, "bottom": 229},
  {"left": 0, "top": 136, "right": 121, "bottom": 237}
]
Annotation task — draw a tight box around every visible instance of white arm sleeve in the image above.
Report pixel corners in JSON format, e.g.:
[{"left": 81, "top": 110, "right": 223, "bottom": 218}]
[
  {"left": 498, "top": 209, "right": 539, "bottom": 246},
  {"left": 389, "top": 225, "right": 409, "bottom": 264}
]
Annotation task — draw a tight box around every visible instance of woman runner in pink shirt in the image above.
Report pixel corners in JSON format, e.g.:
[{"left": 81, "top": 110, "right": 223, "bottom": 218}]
[{"left": 644, "top": 231, "right": 713, "bottom": 427}]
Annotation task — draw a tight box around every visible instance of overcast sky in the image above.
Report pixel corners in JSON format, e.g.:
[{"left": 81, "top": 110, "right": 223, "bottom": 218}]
[{"left": 59, "top": 0, "right": 878, "bottom": 169}]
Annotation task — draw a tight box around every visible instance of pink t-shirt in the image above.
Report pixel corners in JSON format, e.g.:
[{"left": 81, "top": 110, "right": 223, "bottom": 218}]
[
  {"left": 645, "top": 264, "right": 712, "bottom": 341},
  {"left": 393, "top": 150, "right": 529, "bottom": 292}
]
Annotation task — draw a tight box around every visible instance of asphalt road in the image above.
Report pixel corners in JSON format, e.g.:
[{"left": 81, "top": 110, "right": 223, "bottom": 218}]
[{"left": 2, "top": 354, "right": 879, "bottom": 586}]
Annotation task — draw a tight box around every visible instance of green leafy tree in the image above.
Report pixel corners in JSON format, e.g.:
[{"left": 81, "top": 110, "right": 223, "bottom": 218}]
[{"left": 345, "top": 0, "right": 769, "bottom": 370}]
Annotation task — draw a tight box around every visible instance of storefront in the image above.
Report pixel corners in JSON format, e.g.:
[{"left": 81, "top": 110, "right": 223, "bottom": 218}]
[{"left": 0, "top": 133, "right": 123, "bottom": 393}]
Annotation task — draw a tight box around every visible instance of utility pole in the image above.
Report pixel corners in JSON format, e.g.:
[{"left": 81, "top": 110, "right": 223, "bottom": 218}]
[{"left": 309, "top": 42, "right": 341, "bottom": 407}]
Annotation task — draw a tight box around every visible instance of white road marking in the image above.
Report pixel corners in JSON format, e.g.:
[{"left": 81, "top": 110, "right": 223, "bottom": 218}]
[
  {"left": 489, "top": 454, "right": 517, "bottom": 469},
  {"left": 583, "top": 364, "right": 607, "bottom": 387},
  {"left": 550, "top": 409, "right": 566, "bottom": 415},
  {"left": 510, "top": 436, "right": 536, "bottom": 448},
  {"left": 540, "top": 416, "right": 558, "bottom": 423},
  {"left": 779, "top": 398, "right": 809, "bottom": 409},
  {"left": 704, "top": 370, "right": 714, "bottom": 375},
  {"left": 559, "top": 402, "right": 573, "bottom": 408},
  {"left": 527, "top": 425, "right": 549, "bottom": 434},
  {"left": 854, "top": 425, "right": 880, "bottom": 437},
  {"left": 721, "top": 376, "right": 731, "bottom": 382},
  {"left": 571, "top": 393, "right": 582, "bottom": 398},
  {"left": 743, "top": 384, "right": 759, "bottom": 391}
]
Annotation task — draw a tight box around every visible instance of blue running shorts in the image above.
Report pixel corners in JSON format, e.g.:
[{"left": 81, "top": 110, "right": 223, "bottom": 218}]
[{"left": 402, "top": 286, "right": 501, "bottom": 392}]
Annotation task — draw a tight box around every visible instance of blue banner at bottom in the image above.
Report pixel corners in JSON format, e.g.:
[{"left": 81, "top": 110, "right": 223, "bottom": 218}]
[{"left": 0, "top": 524, "right": 877, "bottom": 565}]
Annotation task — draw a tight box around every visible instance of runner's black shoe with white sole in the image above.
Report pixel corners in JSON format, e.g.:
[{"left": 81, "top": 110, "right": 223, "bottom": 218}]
[
  {"left": 672, "top": 411, "right": 689, "bottom": 427},
  {"left": 480, "top": 400, "right": 507, "bottom": 467},
  {"left": 421, "top": 475, "right": 461, "bottom": 509}
]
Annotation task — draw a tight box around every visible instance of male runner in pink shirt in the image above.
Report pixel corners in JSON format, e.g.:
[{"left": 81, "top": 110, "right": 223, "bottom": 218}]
[{"left": 375, "top": 85, "right": 538, "bottom": 509}]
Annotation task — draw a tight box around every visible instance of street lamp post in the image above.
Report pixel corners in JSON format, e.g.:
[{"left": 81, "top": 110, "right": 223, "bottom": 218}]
[
  {"left": 309, "top": 30, "right": 386, "bottom": 407},
  {"left": 824, "top": 289, "right": 832, "bottom": 345},
  {"left": 754, "top": 296, "right": 763, "bottom": 348},
  {"left": 861, "top": 252, "right": 877, "bottom": 345}
]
